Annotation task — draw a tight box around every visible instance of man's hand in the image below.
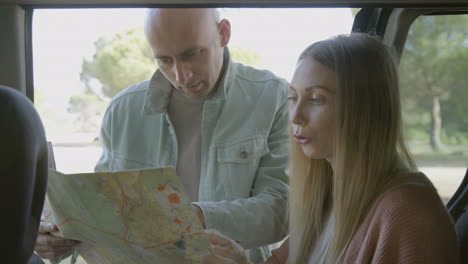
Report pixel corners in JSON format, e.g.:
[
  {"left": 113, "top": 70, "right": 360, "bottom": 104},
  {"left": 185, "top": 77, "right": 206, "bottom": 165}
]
[
  {"left": 203, "top": 229, "right": 251, "bottom": 264},
  {"left": 34, "top": 220, "right": 80, "bottom": 259},
  {"left": 192, "top": 204, "right": 206, "bottom": 228}
]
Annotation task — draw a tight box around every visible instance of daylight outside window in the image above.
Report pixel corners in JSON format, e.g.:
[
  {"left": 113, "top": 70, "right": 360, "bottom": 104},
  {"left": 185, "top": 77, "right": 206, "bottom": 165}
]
[
  {"left": 32, "top": 8, "right": 468, "bottom": 264},
  {"left": 33, "top": 9, "right": 353, "bottom": 262},
  {"left": 399, "top": 14, "right": 468, "bottom": 204},
  {"left": 33, "top": 9, "right": 468, "bottom": 209},
  {"left": 33, "top": 8, "right": 354, "bottom": 174}
]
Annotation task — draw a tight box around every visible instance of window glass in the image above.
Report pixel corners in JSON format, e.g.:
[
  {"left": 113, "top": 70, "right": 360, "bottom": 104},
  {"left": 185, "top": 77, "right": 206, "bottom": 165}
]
[
  {"left": 399, "top": 14, "right": 468, "bottom": 204},
  {"left": 33, "top": 10, "right": 352, "bottom": 262},
  {"left": 33, "top": 8, "right": 353, "bottom": 175}
]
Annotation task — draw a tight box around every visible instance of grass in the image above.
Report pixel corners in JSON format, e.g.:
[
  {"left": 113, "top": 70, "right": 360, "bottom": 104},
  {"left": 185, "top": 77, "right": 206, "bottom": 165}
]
[{"left": 408, "top": 142, "right": 468, "bottom": 167}]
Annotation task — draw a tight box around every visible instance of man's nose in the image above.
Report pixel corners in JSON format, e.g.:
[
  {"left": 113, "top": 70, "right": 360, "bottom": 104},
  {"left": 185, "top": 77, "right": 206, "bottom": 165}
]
[{"left": 173, "top": 61, "right": 192, "bottom": 85}]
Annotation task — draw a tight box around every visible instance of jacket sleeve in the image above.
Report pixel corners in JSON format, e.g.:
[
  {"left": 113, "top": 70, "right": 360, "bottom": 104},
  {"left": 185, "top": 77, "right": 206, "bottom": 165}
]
[
  {"left": 94, "top": 104, "right": 113, "bottom": 172},
  {"left": 194, "top": 92, "right": 289, "bottom": 250}
]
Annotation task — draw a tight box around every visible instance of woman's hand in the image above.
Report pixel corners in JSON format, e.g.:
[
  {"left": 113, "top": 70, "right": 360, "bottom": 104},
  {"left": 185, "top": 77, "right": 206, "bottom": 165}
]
[{"left": 203, "top": 229, "right": 252, "bottom": 264}]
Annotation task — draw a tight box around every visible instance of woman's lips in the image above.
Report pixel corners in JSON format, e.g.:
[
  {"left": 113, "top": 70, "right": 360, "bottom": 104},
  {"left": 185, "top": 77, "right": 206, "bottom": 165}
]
[{"left": 294, "top": 135, "right": 311, "bottom": 144}]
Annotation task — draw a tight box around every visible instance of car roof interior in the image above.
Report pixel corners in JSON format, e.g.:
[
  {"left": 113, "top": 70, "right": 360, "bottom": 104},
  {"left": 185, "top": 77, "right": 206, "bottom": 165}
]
[{"left": 1, "top": 0, "right": 468, "bottom": 5}]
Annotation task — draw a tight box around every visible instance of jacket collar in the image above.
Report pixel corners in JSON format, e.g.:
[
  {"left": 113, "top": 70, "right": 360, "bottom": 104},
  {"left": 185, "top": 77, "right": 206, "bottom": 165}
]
[{"left": 142, "top": 48, "right": 235, "bottom": 115}]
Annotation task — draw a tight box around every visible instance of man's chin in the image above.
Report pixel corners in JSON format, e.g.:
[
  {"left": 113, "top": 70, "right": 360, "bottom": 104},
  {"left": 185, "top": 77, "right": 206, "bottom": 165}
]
[
  {"left": 184, "top": 86, "right": 211, "bottom": 100},
  {"left": 183, "top": 90, "right": 207, "bottom": 100}
]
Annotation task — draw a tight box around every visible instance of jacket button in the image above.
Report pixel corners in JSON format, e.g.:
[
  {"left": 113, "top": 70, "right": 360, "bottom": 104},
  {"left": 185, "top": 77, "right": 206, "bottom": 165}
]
[{"left": 240, "top": 151, "right": 248, "bottom": 159}]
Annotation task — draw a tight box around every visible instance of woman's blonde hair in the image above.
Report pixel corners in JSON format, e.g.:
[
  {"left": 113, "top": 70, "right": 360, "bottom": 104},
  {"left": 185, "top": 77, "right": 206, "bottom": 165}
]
[{"left": 287, "top": 34, "right": 417, "bottom": 263}]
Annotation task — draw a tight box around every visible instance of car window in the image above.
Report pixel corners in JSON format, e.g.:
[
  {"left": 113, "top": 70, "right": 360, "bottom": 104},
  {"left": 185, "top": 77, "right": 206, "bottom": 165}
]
[
  {"left": 399, "top": 14, "right": 468, "bottom": 204},
  {"left": 33, "top": 9, "right": 353, "bottom": 263},
  {"left": 33, "top": 8, "right": 353, "bottom": 176}
]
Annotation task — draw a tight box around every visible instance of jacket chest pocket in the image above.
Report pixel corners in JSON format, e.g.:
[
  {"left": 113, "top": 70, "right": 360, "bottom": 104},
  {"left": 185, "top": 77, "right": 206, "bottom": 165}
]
[{"left": 216, "top": 137, "right": 269, "bottom": 197}]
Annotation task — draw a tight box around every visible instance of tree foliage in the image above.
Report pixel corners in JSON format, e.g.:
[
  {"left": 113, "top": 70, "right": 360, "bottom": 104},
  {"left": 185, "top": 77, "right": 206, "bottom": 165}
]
[
  {"left": 68, "top": 92, "right": 108, "bottom": 132},
  {"left": 80, "top": 27, "right": 262, "bottom": 99},
  {"left": 399, "top": 15, "right": 468, "bottom": 149},
  {"left": 80, "top": 28, "right": 155, "bottom": 99},
  {"left": 230, "top": 46, "right": 261, "bottom": 67},
  {"left": 73, "top": 27, "right": 263, "bottom": 132}
]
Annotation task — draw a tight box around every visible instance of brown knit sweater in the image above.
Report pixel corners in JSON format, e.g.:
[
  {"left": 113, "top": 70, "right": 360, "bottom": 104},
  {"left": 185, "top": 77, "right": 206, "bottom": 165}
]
[{"left": 266, "top": 173, "right": 459, "bottom": 264}]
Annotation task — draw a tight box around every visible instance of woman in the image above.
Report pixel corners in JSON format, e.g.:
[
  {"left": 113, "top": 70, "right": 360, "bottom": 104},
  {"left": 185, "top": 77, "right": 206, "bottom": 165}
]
[{"left": 204, "top": 34, "right": 459, "bottom": 264}]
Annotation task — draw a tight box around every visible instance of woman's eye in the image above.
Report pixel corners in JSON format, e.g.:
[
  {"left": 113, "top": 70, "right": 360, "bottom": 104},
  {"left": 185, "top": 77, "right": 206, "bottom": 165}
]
[
  {"left": 310, "top": 95, "right": 325, "bottom": 104},
  {"left": 287, "top": 96, "right": 298, "bottom": 102}
]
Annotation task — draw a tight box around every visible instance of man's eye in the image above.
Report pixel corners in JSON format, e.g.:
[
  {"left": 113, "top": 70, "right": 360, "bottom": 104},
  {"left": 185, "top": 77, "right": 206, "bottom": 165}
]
[
  {"left": 157, "top": 58, "right": 172, "bottom": 65},
  {"left": 183, "top": 50, "right": 199, "bottom": 59},
  {"left": 287, "top": 96, "right": 298, "bottom": 102}
]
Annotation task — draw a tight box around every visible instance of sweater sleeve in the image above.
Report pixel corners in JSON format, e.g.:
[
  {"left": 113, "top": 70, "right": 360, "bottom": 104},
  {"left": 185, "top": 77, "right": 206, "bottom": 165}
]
[{"left": 349, "top": 184, "right": 459, "bottom": 264}]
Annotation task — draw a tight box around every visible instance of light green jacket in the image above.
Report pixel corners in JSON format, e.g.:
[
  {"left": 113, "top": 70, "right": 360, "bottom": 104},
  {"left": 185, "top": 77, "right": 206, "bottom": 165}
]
[{"left": 95, "top": 55, "right": 289, "bottom": 263}]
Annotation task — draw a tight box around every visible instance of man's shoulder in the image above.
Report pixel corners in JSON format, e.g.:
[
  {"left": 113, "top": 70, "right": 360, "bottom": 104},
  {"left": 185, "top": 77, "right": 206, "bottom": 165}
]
[
  {"left": 109, "top": 80, "right": 150, "bottom": 107},
  {"left": 233, "top": 62, "right": 288, "bottom": 91}
]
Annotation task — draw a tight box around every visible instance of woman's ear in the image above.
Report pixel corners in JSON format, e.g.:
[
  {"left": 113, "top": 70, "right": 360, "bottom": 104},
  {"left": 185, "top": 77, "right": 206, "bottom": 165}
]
[{"left": 218, "top": 19, "right": 231, "bottom": 47}]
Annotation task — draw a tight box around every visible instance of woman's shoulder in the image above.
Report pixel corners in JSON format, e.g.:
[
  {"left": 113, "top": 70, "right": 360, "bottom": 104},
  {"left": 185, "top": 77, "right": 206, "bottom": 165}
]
[
  {"left": 371, "top": 172, "right": 447, "bottom": 224},
  {"left": 375, "top": 172, "right": 441, "bottom": 215},
  {"left": 346, "top": 172, "right": 459, "bottom": 263}
]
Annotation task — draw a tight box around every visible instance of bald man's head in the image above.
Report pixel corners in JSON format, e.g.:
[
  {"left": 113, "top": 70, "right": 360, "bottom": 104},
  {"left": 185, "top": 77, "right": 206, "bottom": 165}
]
[
  {"left": 144, "top": 8, "right": 220, "bottom": 37},
  {"left": 143, "top": 8, "right": 231, "bottom": 99}
]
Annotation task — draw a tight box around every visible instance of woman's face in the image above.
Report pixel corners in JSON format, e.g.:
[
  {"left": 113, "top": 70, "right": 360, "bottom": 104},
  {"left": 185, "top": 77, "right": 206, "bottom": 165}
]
[{"left": 289, "top": 58, "right": 336, "bottom": 160}]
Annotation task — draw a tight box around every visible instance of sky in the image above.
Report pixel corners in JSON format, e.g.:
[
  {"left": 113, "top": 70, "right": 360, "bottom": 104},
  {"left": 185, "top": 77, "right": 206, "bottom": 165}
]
[
  {"left": 33, "top": 8, "right": 353, "bottom": 105},
  {"left": 32, "top": 8, "right": 353, "bottom": 141}
]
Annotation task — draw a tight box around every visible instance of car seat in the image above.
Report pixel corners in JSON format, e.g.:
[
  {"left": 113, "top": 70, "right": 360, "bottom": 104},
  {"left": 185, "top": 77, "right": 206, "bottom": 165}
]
[{"left": 0, "top": 85, "right": 48, "bottom": 264}]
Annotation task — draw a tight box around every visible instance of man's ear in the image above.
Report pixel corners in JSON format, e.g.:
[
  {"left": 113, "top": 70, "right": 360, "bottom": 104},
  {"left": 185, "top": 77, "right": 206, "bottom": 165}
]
[{"left": 218, "top": 19, "right": 231, "bottom": 47}]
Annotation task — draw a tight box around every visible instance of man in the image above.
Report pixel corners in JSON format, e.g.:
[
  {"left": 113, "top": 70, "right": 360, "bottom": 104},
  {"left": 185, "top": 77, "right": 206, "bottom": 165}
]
[{"left": 35, "top": 8, "right": 288, "bottom": 263}]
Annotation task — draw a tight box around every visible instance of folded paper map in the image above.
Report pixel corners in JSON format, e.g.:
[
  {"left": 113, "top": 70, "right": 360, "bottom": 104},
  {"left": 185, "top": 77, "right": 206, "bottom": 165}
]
[{"left": 45, "top": 168, "right": 210, "bottom": 263}]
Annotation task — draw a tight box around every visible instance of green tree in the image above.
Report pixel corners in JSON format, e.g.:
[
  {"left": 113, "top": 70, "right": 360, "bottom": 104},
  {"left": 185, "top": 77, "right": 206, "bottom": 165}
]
[
  {"left": 76, "top": 27, "right": 262, "bottom": 132},
  {"left": 81, "top": 27, "right": 262, "bottom": 99},
  {"left": 81, "top": 28, "right": 155, "bottom": 99},
  {"left": 400, "top": 15, "right": 468, "bottom": 151},
  {"left": 68, "top": 92, "right": 108, "bottom": 132},
  {"left": 81, "top": 28, "right": 261, "bottom": 98},
  {"left": 230, "top": 46, "right": 261, "bottom": 67},
  {"left": 441, "top": 78, "right": 468, "bottom": 145},
  {"left": 351, "top": 8, "right": 360, "bottom": 17}
]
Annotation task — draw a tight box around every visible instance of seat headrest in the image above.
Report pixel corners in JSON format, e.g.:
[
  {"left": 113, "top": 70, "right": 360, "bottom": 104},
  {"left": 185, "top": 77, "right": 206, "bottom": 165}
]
[{"left": 0, "top": 85, "right": 48, "bottom": 264}]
